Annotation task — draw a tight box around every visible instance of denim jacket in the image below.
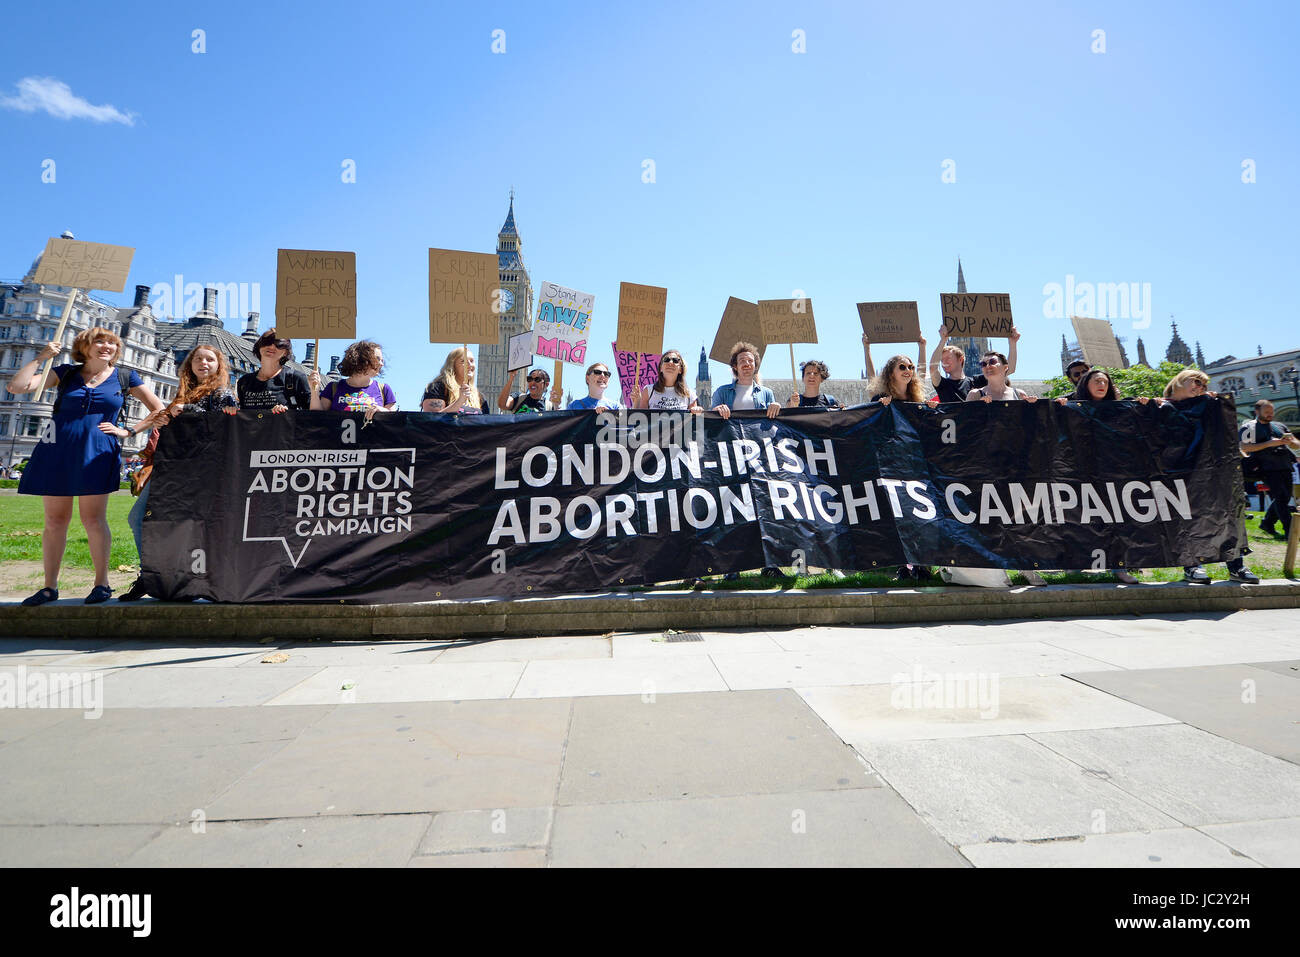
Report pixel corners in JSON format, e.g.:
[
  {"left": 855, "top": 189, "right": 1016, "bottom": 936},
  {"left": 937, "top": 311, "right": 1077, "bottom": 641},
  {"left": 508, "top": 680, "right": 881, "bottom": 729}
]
[{"left": 711, "top": 381, "right": 777, "bottom": 409}]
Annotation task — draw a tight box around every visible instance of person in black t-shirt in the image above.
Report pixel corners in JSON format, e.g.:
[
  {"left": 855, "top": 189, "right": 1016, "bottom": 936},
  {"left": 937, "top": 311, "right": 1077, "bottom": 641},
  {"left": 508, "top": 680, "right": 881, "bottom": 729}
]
[
  {"left": 497, "top": 367, "right": 562, "bottom": 414},
  {"left": 236, "top": 330, "right": 320, "bottom": 413},
  {"left": 1240, "top": 399, "right": 1299, "bottom": 537},
  {"left": 422, "top": 347, "right": 489, "bottom": 414},
  {"left": 787, "top": 359, "right": 841, "bottom": 409},
  {"left": 927, "top": 324, "right": 1020, "bottom": 403}
]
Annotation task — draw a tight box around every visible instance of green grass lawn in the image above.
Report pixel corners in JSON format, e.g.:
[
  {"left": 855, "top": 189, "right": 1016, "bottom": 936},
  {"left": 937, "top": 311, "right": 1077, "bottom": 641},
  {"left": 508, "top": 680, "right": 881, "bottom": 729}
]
[
  {"left": 0, "top": 492, "right": 1292, "bottom": 585},
  {"left": 0, "top": 492, "right": 139, "bottom": 570}
]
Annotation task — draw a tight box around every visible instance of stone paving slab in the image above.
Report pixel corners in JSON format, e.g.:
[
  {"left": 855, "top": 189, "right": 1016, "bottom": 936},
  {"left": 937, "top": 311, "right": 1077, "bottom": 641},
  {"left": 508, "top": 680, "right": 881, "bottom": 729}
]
[
  {"left": 435, "top": 636, "right": 610, "bottom": 663},
  {"left": 708, "top": 648, "right": 914, "bottom": 691},
  {"left": 242, "top": 641, "right": 447, "bottom": 668},
  {"left": 1066, "top": 665, "right": 1300, "bottom": 764},
  {"left": 0, "top": 824, "right": 167, "bottom": 867},
  {"left": 124, "top": 814, "right": 433, "bottom": 867},
  {"left": 887, "top": 640, "right": 1122, "bottom": 677},
  {"left": 0, "top": 707, "right": 80, "bottom": 748},
  {"left": 611, "top": 629, "right": 783, "bottom": 657},
  {"left": 98, "top": 666, "right": 325, "bottom": 709},
  {"left": 550, "top": 789, "right": 968, "bottom": 867},
  {"left": 204, "top": 699, "right": 571, "bottom": 820},
  {"left": 264, "top": 662, "right": 526, "bottom": 705},
  {"left": 921, "top": 619, "right": 1137, "bottom": 646},
  {"left": 408, "top": 849, "right": 547, "bottom": 867},
  {"left": 1038, "top": 633, "right": 1300, "bottom": 671},
  {"left": 42, "top": 641, "right": 277, "bottom": 670},
  {"left": 511, "top": 656, "right": 727, "bottom": 698},
  {"left": 763, "top": 625, "right": 950, "bottom": 653},
  {"left": 856, "top": 734, "right": 1182, "bottom": 845},
  {"left": 1248, "top": 660, "right": 1300, "bottom": 680},
  {"left": 1197, "top": 817, "right": 1300, "bottom": 868},
  {"left": 1029, "top": 724, "right": 1300, "bottom": 825},
  {"left": 556, "top": 689, "right": 878, "bottom": 806},
  {"left": 960, "top": 828, "right": 1261, "bottom": 868},
  {"left": 417, "top": 807, "right": 552, "bottom": 854},
  {"left": 0, "top": 638, "right": 123, "bottom": 665},
  {"left": 0, "top": 705, "right": 332, "bottom": 825},
  {"left": 797, "top": 676, "right": 1177, "bottom": 745}
]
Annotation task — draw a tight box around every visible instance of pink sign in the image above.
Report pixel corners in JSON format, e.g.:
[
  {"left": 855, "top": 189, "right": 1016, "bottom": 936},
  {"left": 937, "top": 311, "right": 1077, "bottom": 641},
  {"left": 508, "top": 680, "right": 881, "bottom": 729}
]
[{"left": 611, "top": 342, "right": 660, "bottom": 407}]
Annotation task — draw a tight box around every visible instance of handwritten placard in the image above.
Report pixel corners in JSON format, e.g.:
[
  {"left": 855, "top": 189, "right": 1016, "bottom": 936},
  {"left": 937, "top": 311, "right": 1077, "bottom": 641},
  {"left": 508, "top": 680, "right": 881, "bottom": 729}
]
[
  {"left": 534, "top": 281, "right": 594, "bottom": 366},
  {"left": 939, "top": 293, "right": 1013, "bottom": 338},
  {"left": 757, "top": 298, "right": 817, "bottom": 345},
  {"left": 1070, "top": 316, "right": 1125, "bottom": 368},
  {"left": 611, "top": 342, "right": 661, "bottom": 407},
  {"left": 710, "top": 297, "right": 765, "bottom": 364},
  {"left": 428, "top": 248, "right": 500, "bottom": 344},
  {"left": 275, "top": 249, "right": 357, "bottom": 338},
  {"left": 857, "top": 301, "right": 920, "bottom": 342},
  {"left": 508, "top": 330, "right": 534, "bottom": 373},
  {"left": 31, "top": 238, "right": 134, "bottom": 292},
  {"left": 616, "top": 282, "right": 667, "bottom": 355}
]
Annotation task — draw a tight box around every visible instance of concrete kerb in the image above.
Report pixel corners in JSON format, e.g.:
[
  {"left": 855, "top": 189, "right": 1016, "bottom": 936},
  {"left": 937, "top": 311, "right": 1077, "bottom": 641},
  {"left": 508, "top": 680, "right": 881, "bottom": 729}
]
[{"left": 1, "top": 581, "right": 1297, "bottom": 641}]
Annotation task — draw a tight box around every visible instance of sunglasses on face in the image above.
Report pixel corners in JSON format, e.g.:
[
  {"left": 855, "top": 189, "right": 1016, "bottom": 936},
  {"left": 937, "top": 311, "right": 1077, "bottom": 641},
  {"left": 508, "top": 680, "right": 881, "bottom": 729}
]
[
  {"left": 662, "top": 357, "right": 682, "bottom": 365},
  {"left": 980, "top": 359, "right": 1002, "bottom": 367},
  {"left": 896, "top": 364, "right": 915, "bottom": 371},
  {"left": 526, "top": 375, "right": 546, "bottom": 383},
  {"left": 591, "top": 370, "right": 611, "bottom": 378}
]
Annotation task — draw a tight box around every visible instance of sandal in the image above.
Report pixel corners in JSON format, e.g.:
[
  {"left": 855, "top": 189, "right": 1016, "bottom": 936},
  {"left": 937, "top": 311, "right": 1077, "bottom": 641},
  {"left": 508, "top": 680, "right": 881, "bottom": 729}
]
[
  {"left": 21, "top": 587, "right": 59, "bottom": 607},
  {"left": 84, "top": 585, "right": 113, "bottom": 605}
]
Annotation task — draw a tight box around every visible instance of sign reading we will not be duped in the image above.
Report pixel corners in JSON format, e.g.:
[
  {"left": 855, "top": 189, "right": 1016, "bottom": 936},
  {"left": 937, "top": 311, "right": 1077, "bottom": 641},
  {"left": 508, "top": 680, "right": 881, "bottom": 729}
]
[
  {"left": 32, "top": 237, "right": 134, "bottom": 292},
  {"left": 534, "top": 282, "right": 594, "bottom": 365},
  {"left": 276, "top": 249, "right": 356, "bottom": 338},
  {"left": 940, "top": 293, "right": 1014, "bottom": 338}
]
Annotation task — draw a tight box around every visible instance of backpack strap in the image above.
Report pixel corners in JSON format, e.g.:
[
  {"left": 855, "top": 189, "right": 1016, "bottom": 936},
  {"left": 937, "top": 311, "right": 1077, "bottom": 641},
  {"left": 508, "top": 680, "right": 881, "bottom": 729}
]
[
  {"left": 49, "top": 364, "right": 81, "bottom": 416},
  {"left": 115, "top": 367, "right": 134, "bottom": 426}
]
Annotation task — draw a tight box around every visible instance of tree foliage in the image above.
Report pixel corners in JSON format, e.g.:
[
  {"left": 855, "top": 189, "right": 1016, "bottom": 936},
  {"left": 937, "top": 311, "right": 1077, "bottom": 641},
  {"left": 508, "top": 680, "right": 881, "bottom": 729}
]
[{"left": 1041, "top": 361, "right": 1190, "bottom": 399}]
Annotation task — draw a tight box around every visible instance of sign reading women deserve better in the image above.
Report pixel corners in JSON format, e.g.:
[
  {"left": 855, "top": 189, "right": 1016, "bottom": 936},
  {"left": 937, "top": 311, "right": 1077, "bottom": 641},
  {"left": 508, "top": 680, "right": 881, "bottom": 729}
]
[{"left": 534, "top": 281, "right": 594, "bottom": 365}]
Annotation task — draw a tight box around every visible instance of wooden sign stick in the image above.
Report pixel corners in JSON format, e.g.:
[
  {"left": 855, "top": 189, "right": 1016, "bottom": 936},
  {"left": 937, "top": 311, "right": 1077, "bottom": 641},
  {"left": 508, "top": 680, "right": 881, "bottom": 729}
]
[
  {"left": 313, "top": 337, "right": 320, "bottom": 372},
  {"left": 37, "top": 287, "right": 81, "bottom": 394},
  {"left": 789, "top": 343, "right": 797, "bottom": 392},
  {"left": 634, "top": 353, "right": 643, "bottom": 407},
  {"left": 553, "top": 360, "right": 563, "bottom": 409}
]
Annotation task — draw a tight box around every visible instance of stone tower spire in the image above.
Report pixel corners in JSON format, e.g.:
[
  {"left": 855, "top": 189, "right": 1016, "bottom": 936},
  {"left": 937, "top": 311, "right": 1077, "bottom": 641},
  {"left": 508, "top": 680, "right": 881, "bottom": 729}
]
[
  {"left": 1136, "top": 337, "right": 1149, "bottom": 367},
  {"left": 1165, "top": 320, "right": 1193, "bottom": 366}
]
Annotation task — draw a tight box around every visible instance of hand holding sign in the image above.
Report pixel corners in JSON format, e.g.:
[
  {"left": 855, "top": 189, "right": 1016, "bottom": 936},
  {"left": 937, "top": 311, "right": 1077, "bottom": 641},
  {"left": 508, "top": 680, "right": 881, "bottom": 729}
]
[{"left": 939, "top": 293, "right": 1014, "bottom": 338}]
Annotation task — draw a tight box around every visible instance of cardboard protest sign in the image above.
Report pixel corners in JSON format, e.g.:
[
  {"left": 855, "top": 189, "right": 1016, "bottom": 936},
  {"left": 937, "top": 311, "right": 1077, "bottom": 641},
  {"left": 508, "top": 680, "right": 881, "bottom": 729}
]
[
  {"left": 710, "top": 297, "right": 765, "bottom": 364},
  {"left": 757, "top": 298, "right": 817, "bottom": 345},
  {"left": 1071, "top": 316, "right": 1126, "bottom": 368},
  {"left": 534, "top": 282, "right": 594, "bottom": 365},
  {"left": 508, "top": 331, "right": 534, "bottom": 373},
  {"left": 611, "top": 342, "right": 660, "bottom": 407},
  {"left": 428, "top": 248, "right": 500, "bottom": 344},
  {"left": 616, "top": 282, "right": 667, "bottom": 355},
  {"left": 31, "top": 237, "right": 134, "bottom": 292},
  {"left": 939, "top": 293, "right": 1013, "bottom": 338},
  {"left": 857, "top": 301, "right": 920, "bottom": 342},
  {"left": 275, "top": 249, "right": 357, "bottom": 338}
]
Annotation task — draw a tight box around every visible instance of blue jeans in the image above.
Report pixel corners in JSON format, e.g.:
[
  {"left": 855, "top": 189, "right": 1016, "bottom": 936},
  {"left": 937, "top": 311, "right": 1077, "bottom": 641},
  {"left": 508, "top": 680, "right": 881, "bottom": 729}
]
[{"left": 127, "top": 482, "right": 150, "bottom": 563}]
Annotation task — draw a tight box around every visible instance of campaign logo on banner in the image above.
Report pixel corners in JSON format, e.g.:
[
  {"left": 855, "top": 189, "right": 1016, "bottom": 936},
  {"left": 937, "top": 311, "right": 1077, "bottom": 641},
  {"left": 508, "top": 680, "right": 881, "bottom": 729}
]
[
  {"left": 534, "top": 282, "right": 594, "bottom": 365},
  {"left": 611, "top": 342, "right": 659, "bottom": 407}
]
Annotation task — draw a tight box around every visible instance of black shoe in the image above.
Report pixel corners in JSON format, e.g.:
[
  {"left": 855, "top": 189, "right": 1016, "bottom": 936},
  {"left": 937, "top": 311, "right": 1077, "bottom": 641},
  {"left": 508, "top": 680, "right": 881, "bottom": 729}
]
[
  {"left": 84, "top": 585, "right": 113, "bottom": 604},
  {"left": 1183, "top": 565, "right": 1210, "bottom": 585},
  {"left": 21, "top": 587, "right": 59, "bottom": 607},
  {"left": 760, "top": 566, "right": 783, "bottom": 579},
  {"left": 1229, "top": 567, "right": 1261, "bottom": 584},
  {"left": 118, "top": 578, "right": 150, "bottom": 602},
  {"left": 895, "top": 565, "right": 916, "bottom": 583}
]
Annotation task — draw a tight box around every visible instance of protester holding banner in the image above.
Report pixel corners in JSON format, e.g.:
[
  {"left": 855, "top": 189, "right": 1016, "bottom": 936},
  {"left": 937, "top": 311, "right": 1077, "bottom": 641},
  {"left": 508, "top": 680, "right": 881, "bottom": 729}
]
[
  {"left": 318, "top": 340, "right": 397, "bottom": 418},
  {"left": 8, "top": 328, "right": 166, "bottom": 606},
  {"left": 237, "top": 330, "right": 320, "bottom": 413},
  {"left": 499, "top": 368, "right": 561, "bottom": 414},
  {"left": 966, "top": 352, "right": 1038, "bottom": 403},
  {"left": 926, "top": 326, "right": 1020, "bottom": 403},
  {"left": 120, "top": 345, "right": 239, "bottom": 602},
  {"left": 870, "top": 354, "right": 926, "bottom": 405},
  {"left": 568, "top": 362, "right": 623, "bottom": 411},
  {"left": 636, "top": 349, "right": 701, "bottom": 411},
  {"left": 788, "top": 360, "right": 842, "bottom": 409},
  {"left": 422, "top": 347, "right": 489, "bottom": 414},
  {"left": 863, "top": 332, "right": 927, "bottom": 397},
  {"left": 711, "top": 342, "right": 780, "bottom": 419}
]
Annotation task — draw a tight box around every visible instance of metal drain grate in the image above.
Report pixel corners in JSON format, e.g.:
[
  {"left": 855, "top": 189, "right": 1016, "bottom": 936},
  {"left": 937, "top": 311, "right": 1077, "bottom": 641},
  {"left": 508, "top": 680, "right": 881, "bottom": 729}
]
[{"left": 664, "top": 631, "right": 704, "bottom": 643}]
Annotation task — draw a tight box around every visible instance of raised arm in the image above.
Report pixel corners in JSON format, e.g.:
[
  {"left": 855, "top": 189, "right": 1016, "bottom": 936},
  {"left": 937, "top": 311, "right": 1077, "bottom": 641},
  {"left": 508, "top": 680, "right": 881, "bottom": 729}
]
[
  {"left": 917, "top": 334, "right": 927, "bottom": 381},
  {"left": 6, "top": 341, "right": 62, "bottom": 394},
  {"left": 1006, "top": 325, "right": 1020, "bottom": 376},
  {"left": 861, "top": 333, "right": 875, "bottom": 380},
  {"left": 497, "top": 369, "right": 518, "bottom": 412},
  {"left": 928, "top": 325, "right": 947, "bottom": 384}
]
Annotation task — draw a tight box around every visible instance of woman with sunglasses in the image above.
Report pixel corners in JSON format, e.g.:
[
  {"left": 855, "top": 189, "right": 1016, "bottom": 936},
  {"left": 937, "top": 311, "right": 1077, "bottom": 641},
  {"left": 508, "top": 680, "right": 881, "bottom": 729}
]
[
  {"left": 636, "top": 349, "right": 702, "bottom": 411},
  {"left": 862, "top": 331, "right": 927, "bottom": 398},
  {"left": 787, "top": 359, "right": 841, "bottom": 409},
  {"left": 498, "top": 367, "right": 563, "bottom": 414},
  {"left": 965, "top": 352, "right": 1039, "bottom": 403},
  {"left": 9, "top": 328, "right": 166, "bottom": 606},
  {"left": 869, "top": 354, "right": 926, "bottom": 405},
  {"left": 568, "top": 362, "right": 623, "bottom": 411}
]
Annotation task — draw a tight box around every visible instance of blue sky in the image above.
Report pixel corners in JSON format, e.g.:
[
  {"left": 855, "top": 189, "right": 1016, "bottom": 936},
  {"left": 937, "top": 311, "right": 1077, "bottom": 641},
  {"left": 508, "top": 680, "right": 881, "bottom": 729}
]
[{"left": 3, "top": 0, "right": 1297, "bottom": 405}]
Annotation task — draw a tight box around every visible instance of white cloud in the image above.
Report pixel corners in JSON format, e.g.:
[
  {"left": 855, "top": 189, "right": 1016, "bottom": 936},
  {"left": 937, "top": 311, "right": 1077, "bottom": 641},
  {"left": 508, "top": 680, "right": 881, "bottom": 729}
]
[{"left": 0, "top": 76, "right": 136, "bottom": 125}]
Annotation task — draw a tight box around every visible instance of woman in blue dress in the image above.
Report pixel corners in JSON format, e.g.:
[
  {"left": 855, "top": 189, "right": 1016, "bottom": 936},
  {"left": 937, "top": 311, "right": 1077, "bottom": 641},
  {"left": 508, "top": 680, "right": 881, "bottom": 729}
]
[{"left": 8, "top": 327, "right": 165, "bottom": 605}]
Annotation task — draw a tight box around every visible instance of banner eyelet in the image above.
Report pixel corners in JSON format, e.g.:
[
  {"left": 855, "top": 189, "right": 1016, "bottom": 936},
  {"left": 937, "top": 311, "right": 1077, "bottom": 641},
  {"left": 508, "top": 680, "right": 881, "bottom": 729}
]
[{"left": 435, "top": 591, "right": 442, "bottom": 597}]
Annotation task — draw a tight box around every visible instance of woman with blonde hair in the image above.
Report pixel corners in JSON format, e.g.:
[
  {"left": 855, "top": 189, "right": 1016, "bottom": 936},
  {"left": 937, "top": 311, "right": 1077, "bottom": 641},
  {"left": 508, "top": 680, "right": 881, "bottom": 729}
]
[
  {"left": 1162, "top": 368, "right": 1211, "bottom": 400},
  {"left": 870, "top": 354, "right": 927, "bottom": 405},
  {"left": 8, "top": 326, "right": 165, "bottom": 605},
  {"left": 120, "top": 344, "right": 238, "bottom": 602},
  {"left": 636, "top": 348, "right": 702, "bottom": 411},
  {"left": 421, "top": 347, "right": 488, "bottom": 413}
]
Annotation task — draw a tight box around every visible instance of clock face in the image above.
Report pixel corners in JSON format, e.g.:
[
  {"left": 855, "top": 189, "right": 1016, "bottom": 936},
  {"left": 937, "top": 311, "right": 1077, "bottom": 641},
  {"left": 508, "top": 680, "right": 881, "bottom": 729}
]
[{"left": 499, "top": 288, "right": 515, "bottom": 312}]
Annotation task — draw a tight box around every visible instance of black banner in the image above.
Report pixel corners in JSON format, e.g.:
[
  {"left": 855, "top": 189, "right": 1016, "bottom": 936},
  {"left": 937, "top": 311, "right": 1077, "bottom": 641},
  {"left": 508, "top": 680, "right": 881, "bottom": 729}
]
[{"left": 140, "top": 397, "right": 1247, "bottom": 602}]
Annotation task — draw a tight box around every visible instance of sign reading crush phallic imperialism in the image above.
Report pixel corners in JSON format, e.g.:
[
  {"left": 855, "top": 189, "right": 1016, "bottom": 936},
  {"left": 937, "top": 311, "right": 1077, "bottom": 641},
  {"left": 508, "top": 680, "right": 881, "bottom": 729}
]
[
  {"left": 428, "top": 248, "right": 500, "bottom": 344},
  {"left": 139, "top": 397, "right": 1247, "bottom": 603}
]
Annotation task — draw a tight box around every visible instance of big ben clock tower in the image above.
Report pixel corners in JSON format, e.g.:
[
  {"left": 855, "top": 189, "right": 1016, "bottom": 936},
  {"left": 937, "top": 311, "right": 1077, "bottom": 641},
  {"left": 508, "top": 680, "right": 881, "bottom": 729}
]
[{"left": 478, "top": 193, "right": 533, "bottom": 407}]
